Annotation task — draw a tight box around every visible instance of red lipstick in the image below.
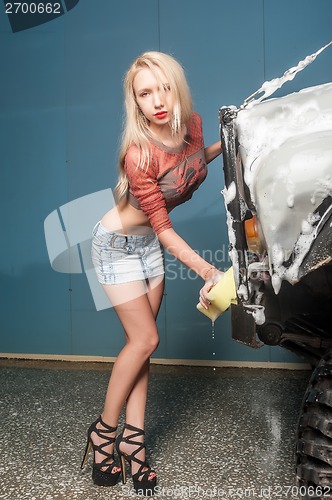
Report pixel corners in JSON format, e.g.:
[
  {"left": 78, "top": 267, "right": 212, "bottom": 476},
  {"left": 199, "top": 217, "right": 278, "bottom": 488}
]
[{"left": 154, "top": 111, "right": 168, "bottom": 119}]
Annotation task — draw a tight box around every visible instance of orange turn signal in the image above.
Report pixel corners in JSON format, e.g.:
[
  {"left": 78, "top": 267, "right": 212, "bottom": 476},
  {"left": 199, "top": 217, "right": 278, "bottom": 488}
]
[{"left": 244, "top": 215, "right": 262, "bottom": 253}]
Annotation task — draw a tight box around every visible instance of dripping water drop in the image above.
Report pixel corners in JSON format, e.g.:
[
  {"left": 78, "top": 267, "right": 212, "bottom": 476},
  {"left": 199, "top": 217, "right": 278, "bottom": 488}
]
[{"left": 211, "top": 320, "right": 216, "bottom": 371}]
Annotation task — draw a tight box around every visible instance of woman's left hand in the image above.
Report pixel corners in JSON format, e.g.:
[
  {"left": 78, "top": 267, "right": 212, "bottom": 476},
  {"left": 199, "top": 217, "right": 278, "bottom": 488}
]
[{"left": 199, "top": 269, "right": 224, "bottom": 309}]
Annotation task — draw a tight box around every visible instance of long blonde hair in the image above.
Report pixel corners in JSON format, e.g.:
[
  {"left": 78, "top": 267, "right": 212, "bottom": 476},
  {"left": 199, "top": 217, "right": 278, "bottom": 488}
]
[{"left": 114, "top": 51, "right": 193, "bottom": 202}]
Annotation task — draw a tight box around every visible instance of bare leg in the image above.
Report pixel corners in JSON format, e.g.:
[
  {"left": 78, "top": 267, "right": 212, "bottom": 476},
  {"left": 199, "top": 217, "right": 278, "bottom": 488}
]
[
  {"left": 120, "top": 277, "right": 164, "bottom": 479},
  {"left": 125, "top": 276, "right": 164, "bottom": 427},
  {"left": 92, "top": 276, "right": 164, "bottom": 471}
]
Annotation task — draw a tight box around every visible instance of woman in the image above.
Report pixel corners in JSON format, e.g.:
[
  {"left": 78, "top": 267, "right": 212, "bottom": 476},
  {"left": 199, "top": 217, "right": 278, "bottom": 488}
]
[{"left": 81, "top": 51, "right": 222, "bottom": 495}]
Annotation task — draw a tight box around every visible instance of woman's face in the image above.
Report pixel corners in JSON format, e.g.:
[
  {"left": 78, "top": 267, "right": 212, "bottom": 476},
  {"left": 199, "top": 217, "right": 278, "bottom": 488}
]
[{"left": 133, "top": 65, "right": 173, "bottom": 132}]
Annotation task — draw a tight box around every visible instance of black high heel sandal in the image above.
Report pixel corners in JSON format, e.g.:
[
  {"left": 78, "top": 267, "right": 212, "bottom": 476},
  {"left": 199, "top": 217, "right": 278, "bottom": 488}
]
[
  {"left": 81, "top": 415, "right": 121, "bottom": 486},
  {"left": 116, "top": 423, "right": 157, "bottom": 496}
]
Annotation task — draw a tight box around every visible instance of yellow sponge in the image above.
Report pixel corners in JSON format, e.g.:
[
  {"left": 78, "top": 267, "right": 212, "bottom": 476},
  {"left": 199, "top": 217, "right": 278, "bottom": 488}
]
[{"left": 196, "top": 267, "right": 237, "bottom": 321}]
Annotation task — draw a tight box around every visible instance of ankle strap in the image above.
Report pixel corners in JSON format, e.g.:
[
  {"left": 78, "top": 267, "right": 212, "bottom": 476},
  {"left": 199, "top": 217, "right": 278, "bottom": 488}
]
[
  {"left": 99, "top": 415, "right": 118, "bottom": 432},
  {"left": 124, "top": 422, "right": 145, "bottom": 435}
]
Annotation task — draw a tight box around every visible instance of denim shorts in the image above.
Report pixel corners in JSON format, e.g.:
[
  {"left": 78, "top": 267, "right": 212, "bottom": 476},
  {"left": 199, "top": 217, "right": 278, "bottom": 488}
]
[{"left": 91, "top": 222, "right": 165, "bottom": 285}]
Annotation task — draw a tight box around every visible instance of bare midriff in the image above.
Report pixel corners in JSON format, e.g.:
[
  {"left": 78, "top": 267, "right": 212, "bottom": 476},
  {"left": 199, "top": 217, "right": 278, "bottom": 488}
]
[{"left": 100, "top": 198, "right": 155, "bottom": 236}]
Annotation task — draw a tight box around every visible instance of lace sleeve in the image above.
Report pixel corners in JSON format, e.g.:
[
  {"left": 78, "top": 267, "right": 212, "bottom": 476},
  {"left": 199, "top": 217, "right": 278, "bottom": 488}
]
[{"left": 124, "top": 146, "right": 173, "bottom": 235}]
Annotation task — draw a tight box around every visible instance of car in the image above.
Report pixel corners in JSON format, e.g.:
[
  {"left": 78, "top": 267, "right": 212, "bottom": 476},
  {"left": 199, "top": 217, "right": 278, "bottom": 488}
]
[{"left": 219, "top": 78, "right": 332, "bottom": 499}]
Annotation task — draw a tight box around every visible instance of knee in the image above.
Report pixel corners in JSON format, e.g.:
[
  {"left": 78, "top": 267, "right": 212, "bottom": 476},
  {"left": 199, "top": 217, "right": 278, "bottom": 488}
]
[
  {"left": 142, "top": 333, "right": 159, "bottom": 357},
  {"left": 131, "top": 333, "right": 159, "bottom": 357},
  {"left": 147, "top": 334, "right": 160, "bottom": 355}
]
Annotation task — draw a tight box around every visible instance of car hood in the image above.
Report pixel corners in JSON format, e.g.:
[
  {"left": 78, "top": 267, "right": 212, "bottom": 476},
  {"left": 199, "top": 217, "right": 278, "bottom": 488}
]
[{"left": 235, "top": 82, "right": 332, "bottom": 284}]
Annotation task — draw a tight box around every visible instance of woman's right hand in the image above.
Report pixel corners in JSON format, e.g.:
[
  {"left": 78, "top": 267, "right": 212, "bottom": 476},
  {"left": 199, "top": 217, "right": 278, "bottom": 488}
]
[{"left": 199, "top": 269, "right": 224, "bottom": 310}]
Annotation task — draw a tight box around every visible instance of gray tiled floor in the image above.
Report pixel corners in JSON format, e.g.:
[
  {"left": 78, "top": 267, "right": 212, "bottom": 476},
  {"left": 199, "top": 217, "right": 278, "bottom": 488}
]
[{"left": 0, "top": 359, "right": 311, "bottom": 499}]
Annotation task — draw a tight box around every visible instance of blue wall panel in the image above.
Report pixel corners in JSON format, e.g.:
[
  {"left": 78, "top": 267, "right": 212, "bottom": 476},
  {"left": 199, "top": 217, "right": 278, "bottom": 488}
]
[
  {"left": 264, "top": 0, "right": 332, "bottom": 95},
  {"left": 0, "top": 0, "right": 331, "bottom": 362},
  {"left": 0, "top": 13, "right": 71, "bottom": 354}
]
